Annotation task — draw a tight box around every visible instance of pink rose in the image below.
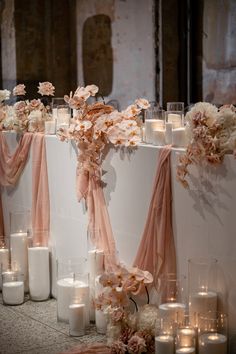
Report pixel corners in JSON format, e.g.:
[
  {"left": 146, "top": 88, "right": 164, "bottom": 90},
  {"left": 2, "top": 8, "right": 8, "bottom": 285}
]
[
  {"left": 13, "top": 84, "right": 26, "bottom": 96},
  {"left": 38, "top": 81, "right": 55, "bottom": 96}
]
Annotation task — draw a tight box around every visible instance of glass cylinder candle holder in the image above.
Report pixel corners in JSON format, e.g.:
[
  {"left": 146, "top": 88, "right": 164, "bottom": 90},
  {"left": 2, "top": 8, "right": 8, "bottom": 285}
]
[
  {"left": 198, "top": 311, "right": 228, "bottom": 354},
  {"left": 2, "top": 269, "right": 24, "bottom": 305},
  {"left": 158, "top": 273, "right": 187, "bottom": 325},
  {"left": 56, "top": 258, "right": 87, "bottom": 323},
  {"left": 28, "top": 232, "right": 50, "bottom": 301},
  {"left": 56, "top": 104, "right": 71, "bottom": 129},
  {"left": 175, "top": 324, "right": 196, "bottom": 354},
  {"left": 52, "top": 97, "right": 66, "bottom": 119},
  {"left": 145, "top": 107, "right": 165, "bottom": 144},
  {"left": 10, "top": 211, "right": 31, "bottom": 293},
  {"left": 188, "top": 258, "right": 218, "bottom": 327},
  {"left": 155, "top": 318, "right": 175, "bottom": 354},
  {"left": 95, "top": 275, "right": 107, "bottom": 334},
  {"left": 0, "top": 236, "right": 10, "bottom": 291},
  {"left": 166, "top": 103, "right": 184, "bottom": 144}
]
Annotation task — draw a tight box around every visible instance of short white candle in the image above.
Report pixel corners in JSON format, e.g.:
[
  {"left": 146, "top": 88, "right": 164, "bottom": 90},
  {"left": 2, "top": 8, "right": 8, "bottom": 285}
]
[
  {"left": 69, "top": 303, "right": 85, "bottom": 336},
  {"left": 152, "top": 129, "right": 166, "bottom": 146},
  {"left": 189, "top": 291, "right": 217, "bottom": 325},
  {"left": 159, "top": 302, "right": 186, "bottom": 322},
  {"left": 176, "top": 348, "right": 195, "bottom": 354},
  {"left": 2, "top": 281, "right": 24, "bottom": 305},
  {"left": 44, "top": 120, "right": 56, "bottom": 135},
  {"left": 145, "top": 119, "right": 164, "bottom": 143},
  {"left": 88, "top": 249, "right": 104, "bottom": 321},
  {"left": 10, "top": 232, "right": 28, "bottom": 292},
  {"left": 28, "top": 247, "right": 50, "bottom": 301},
  {"left": 172, "top": 127, "right": 187, "bottom": 147},
  {"left": 0, "top": 248, "right": 9, "bottom": 290},
  {"left": 178, "top": 328, "right": 196, "bottom": 347},
  {"left": 155, "top": 335, "right": 174, "bottom": 354},
  {"left": 165, "top": 122, "right": 173, "bottom": 144},
  {"left": 57, "top": 277, "right": 89, "bottom": 324},
  {"left": 168, "top": 113, "right": 182, "bottom": 128},
  {"left": 199, "top": 333, "right": 227, "bottom": 354}
]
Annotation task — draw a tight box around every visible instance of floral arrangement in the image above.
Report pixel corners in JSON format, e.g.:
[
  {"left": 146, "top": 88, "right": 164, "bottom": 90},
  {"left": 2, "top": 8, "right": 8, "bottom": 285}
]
[
  {"left": 0, "top": 82, "right": 55, "bottom": 133},
  {"left": 57, "top": 85, "right": 149, "bottom": 180},
  {"left": 94, "top": 266, "right": 158, "bottom": 354},
  {"left": 177, "top": 102, "right": 236, "bottom": 188}
]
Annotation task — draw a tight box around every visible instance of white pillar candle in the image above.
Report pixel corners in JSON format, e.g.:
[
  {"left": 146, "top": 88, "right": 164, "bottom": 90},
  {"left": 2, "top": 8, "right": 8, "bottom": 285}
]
[
  {"left": 165, "top": 123, "right": 173, "bottom": 144},
  {"left": 28, "top": 247, "right": 50, "bottom": 301},
  {"left": 0, "top": 248, "right": 9, "bottom": 290},
  {"left": 88, "top": 249, "right": 104, "bottom": 321},
  {"left": 69, "top": 303, "right": 85, "bottom": 336},
  {"left": 57, "top": 114, "right": 70, "bottom": 129},
  {"left": 145, "top": 119, "right": 164, "bottom": 143},
  {"left": 95, "top": 275, "right": 107, "bottom": 334},
  {"left": 49, "top": 249, "right": 57, "bottom": 299},
  {"left": 141, "top": 126, "right": 146, "bottom": 143},
  {"left": 2, "top": 281, "right": 24, "bottom": 305},
  {"left": 57, "top": 277, "right": 89, "bottom": 324},
  {"left": 199, "top": 333, "right": 227, "bottom": 354},
  {"left": 168, "top": 113, "right": 182, "bottom": 128},
  {"left": 152, "top": 129, "right": 166, "bottom": 146},
  {"left": 189, "top": 291, "right": 217, "bottom": 325},
  {"left": 10, "top": 232, "right": 28, "bottom": 292},
  {"left": 155, "top": 335, "right": 174, "bottom": 354},
  {"left": 159, "top": 302, "right": 186, "bottom": 323},
  {"left": 44, "top": 120, "right": 56, "bottom": 135},
  {"left": 176, "top": 348, "right": 196, "bottom": 354},
  {"left": 178, "top": 328, "right": 196, "bottom": 347},
  {"left": 172, "top": 128, "right": 187, "bottom": 147},
  {"left": 52, "top": 108, "right": 58, "bottom": 119}
]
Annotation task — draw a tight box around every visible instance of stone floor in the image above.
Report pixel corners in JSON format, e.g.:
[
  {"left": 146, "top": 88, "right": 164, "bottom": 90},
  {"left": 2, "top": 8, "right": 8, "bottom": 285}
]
[{"left": 0, "top": 294, "right": 105, "bottom": 354}]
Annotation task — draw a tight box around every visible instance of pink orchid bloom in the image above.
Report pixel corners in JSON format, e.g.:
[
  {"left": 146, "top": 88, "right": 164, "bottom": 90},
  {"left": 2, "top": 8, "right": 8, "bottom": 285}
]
[
  {"left": 99, "top": 272, "right": 120, "bottom": 288},
  {"left": 135, "top": 98, "right": 150, "bottom": 110}
]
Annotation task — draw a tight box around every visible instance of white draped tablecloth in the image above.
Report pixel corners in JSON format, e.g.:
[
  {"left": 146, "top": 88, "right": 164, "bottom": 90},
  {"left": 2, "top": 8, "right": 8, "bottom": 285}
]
[{"left": 2, "top": 132, "right": 236, "bottom": 349}]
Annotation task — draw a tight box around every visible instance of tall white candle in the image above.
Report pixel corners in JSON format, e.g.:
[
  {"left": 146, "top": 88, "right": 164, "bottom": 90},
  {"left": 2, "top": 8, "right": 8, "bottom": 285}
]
[
  {"left": 95, "top": 275, "right": 107, "bottom": 334},
  {"left": 176, "top": 348, "right": 196, "bottom": 354},
  {"left": 172, "top": 127, "right": 187, "bottom": 147},
  {"left": 88, "top": 249, "right": 104, "bottom": 321},
  {"left": 199, "top": 333, "right": 227, "bottom": 354},
  {"left": 10, "top": 232, "right": 28, "bottom": 292},
  {"left": 0, "top": 248, "right": 9, "bottom": 290},
  {"left": 57, "top": 277, "right": 89, "bottom": 324},
  {"left": 145, "top": 119, "right": 164, "bottom": 143},
  {"left": 69, "top": 303, "right": 85, "bottom": 336},
  {"left": 189, "top": 291, "right": 217, "bottom": 325},
  {"left": 155, "top": 335, "right": 174, "bottom": 354},
  {"left": 152, "top": 129, "right": 166, "bottom": 146},
  {"left": 2, "top": 281, "right": 24, "bottom": 305},
  {"left": 28, "top": 247, "right": 50, "bottom": 301},
  {"left": 159, "top": 302, "right": 186, "bottom": 323}
]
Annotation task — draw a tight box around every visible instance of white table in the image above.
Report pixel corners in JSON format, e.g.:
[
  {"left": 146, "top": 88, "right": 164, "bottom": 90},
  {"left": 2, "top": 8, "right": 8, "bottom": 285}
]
[{"left": 1, "top": 132, "right": 236, "bottom": 349}]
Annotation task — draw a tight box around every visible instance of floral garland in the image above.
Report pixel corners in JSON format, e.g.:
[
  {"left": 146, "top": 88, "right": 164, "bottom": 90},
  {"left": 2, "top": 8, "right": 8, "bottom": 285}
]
[
  {"left": 177, "top": 102, "right": 236, "bottom": 188},
  {"left": 57, "top": 85, "right": 149, "bottom": 181},
  {"left": 95, "top": 266, "right": 156, "bottom": 353},
  {"left": 0, "top": 82, "right": 55, "bottom": 133}
]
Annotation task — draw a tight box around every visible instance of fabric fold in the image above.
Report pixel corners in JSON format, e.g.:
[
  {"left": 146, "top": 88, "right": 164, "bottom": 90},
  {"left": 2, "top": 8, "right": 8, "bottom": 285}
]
[
  {"left": 133, "top": 146, "right": 176, "bottom": 288},
  {"left": 31, "top": 134, "right": 50, "bottom": 246}
]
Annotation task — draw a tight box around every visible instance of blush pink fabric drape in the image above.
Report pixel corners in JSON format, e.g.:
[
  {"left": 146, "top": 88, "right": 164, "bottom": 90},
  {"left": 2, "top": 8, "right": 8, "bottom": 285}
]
[
  {"left": 133, "top": 146, "right": 176, "bottom": 287},
  {"left": 31, "top": 134, "right": 50, "bottom": 246},
  {"left": 0, "top": 132, "right": 50, "bottom": 246},
  {"left": 77, "top": 169, "right": 118, "bottom": 271}
]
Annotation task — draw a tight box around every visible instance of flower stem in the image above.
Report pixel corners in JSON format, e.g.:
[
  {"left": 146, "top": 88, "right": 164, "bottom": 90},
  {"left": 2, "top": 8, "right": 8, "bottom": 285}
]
[
  {"left": 129, "top": 297, "right": 138, "bottom": 312},
  {"left": 145, "top": 286, "right": 149, "bottom": 304}
]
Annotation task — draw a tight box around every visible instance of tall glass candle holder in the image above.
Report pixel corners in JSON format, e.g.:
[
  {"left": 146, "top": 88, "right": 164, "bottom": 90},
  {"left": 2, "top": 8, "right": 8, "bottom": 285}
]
[
  {"left": 158, "top": 273, "right": 187, "bottom": 324},
  {"left": 10, "top": 211, "right": 31, "bottom": 292},
  {"left": 57, "top": 258, "right": 87, "bottom": 323},
  {"left": 52, "top": 97, "right": 66, "bottom": 119},
  {"left": 198, "top": 311, "right": 228, "bottom": 354},
  {"left": 145, "top": 107, "right": 165, "bottom": 144},
  {"left": 188, "top": 258, "right": 218, "bottom": 327},
  {"left": 176, "top": 324, "right": 196, "bottom": 354},
  {"left": 28, "top": 232, "right": 50, "bottom": 301},
  {"left": 2, "top": 268, "right": 24, "bottom": 305},
  {"left": 56, "top": 104, "right": 71, "bottom": 129},
  {"left": 165, "top": 102, "right": 184, "bottom": 145},
  {"left": 0, "top": 236, "right": 9, "bottom": 290},
  {"left": 155, "top": 318, "right": 175, "bottom": 354}
]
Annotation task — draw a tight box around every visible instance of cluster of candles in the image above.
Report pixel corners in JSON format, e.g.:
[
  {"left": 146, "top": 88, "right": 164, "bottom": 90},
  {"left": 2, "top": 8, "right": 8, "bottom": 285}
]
[
  {"left": 44, "top": 98, "right": 75, "bottom": 135},
  {"left": 155, "top": 260, "right": 228, "bottom": 354},
  {"left": 0, "top": 231, "right": 50, "bottom": 306},
  {"left": 143, "top": 102, "right": 187, "bottom": 148}
]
